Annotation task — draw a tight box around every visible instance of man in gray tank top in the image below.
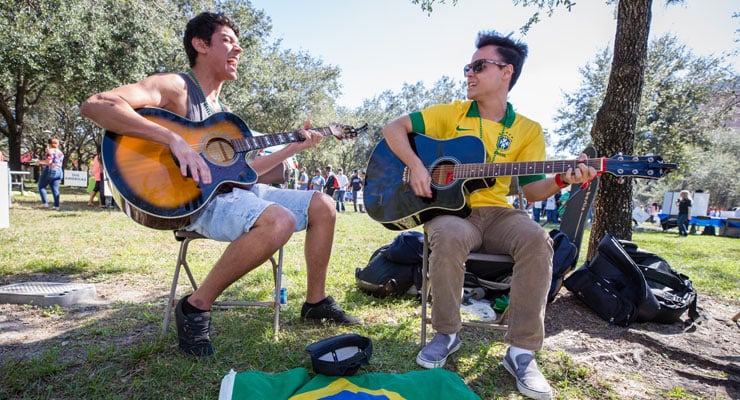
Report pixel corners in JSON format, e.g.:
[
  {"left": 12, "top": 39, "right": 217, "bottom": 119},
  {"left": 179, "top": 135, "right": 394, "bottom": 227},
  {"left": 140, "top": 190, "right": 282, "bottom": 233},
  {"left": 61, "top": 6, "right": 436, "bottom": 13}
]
[{"left": 81, "top": 12, "right": 360, "bottom": 357}]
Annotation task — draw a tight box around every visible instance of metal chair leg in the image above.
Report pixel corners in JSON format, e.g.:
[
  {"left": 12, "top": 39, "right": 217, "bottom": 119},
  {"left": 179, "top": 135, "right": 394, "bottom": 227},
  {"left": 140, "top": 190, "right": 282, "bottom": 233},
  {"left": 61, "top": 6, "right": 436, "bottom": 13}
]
[
  {"left": 421, "top": 234, "right": 430, "bottom": 346},
  {"left": 163, "top": 231, "right": 283, "bottom": 341},
  {"left": 162, "top": 236, "right": 197, "bottom": 337},
  {"left": 270, "top": 248, "right": 284, "bottom": 342}
]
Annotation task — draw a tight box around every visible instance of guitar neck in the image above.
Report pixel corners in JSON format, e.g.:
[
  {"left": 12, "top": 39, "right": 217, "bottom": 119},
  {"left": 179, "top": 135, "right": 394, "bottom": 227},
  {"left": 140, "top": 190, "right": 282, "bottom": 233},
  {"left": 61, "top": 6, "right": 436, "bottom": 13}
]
[
  {"left": 232, "top": 127, "right": 335, "bottom": 153},
  {"left": 454, "top": 158, "right": 606, "bottom": 179}
]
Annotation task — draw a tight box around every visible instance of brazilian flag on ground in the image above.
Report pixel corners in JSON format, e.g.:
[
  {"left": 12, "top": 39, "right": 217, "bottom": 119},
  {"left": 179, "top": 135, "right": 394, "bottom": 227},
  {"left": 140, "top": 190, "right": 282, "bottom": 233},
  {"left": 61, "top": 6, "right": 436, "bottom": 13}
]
[{"left": 219, "top": 368, "right": 482, "bottom": 399}]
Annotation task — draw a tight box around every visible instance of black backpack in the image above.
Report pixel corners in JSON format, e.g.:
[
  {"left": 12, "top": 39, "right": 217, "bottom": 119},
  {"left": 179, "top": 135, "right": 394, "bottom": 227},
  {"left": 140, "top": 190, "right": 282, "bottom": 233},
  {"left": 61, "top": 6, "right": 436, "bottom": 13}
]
[
  {"left": 618, "top": 239, "right": 700, "bottom": 324},
  {"left": 355, "top": 232, "right": 423, "bottom": 298},
  {"left": 548, "top": 229, "right": 579, "bottom": 303},
  {"left": 565, "top": 233, "right": 700, "bottom": 326}
]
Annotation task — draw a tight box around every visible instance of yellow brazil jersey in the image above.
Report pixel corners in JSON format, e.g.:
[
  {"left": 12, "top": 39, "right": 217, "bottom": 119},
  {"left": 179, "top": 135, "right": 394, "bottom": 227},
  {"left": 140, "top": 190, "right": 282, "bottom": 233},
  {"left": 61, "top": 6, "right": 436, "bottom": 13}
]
[{"left": 408, "top": 100, "right": 546, "bottom": 208}]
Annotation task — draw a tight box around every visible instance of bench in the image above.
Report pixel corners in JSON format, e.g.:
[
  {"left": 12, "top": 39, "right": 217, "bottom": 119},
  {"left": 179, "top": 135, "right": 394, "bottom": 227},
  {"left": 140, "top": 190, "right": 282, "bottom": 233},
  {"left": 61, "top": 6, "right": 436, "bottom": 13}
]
[{"left": 9, "top": 171, "right": 31, "bottom": 194}]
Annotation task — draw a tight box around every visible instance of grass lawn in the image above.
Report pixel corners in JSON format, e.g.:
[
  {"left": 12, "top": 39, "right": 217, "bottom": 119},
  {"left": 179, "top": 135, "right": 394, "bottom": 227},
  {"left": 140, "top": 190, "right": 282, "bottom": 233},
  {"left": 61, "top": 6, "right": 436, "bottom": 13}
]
[{"left": 1, "top": 186, "right": 738, "bottom": 399}]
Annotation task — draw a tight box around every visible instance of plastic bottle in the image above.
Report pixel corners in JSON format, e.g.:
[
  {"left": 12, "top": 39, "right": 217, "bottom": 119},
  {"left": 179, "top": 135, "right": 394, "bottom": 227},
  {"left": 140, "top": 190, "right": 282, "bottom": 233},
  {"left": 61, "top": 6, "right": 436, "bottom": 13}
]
[{"left": 279, "top": 272, "right": 288, "bottom": 305}]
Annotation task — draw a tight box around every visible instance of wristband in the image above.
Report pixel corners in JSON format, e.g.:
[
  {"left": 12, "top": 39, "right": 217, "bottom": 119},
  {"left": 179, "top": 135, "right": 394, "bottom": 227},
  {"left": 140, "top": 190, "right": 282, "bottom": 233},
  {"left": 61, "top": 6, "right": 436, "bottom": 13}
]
[{"left": 554, "top": 173, "right": 569, "bottom": 188}]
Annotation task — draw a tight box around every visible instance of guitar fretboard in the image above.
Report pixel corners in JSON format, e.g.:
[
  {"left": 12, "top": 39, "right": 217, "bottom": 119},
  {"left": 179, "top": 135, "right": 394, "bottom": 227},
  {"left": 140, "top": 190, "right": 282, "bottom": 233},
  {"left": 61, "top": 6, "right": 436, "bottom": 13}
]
[
  {"left": 453, "top": 158, "right": 605, "bottom": 178},
  {"left": 231, "top": 127, "right": 335, "bottom": 153}
]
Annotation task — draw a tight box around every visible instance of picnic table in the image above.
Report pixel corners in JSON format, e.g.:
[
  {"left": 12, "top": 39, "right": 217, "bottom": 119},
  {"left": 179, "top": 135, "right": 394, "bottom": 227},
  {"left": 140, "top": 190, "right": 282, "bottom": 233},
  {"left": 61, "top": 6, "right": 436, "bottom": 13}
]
[
  {"left": 690, "top": 215, "right": 727, "bottom": 228},
  {"left": 658, "top": 213, "right": 728, "bottom": 235},
  {"left": 9, "top": 170, "right": 31, "bottom": 194}
]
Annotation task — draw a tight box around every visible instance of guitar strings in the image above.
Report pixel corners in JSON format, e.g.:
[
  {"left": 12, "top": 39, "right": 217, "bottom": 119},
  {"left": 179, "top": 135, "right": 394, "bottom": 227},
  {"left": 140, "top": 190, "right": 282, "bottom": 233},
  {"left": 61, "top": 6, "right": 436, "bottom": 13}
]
[{"left": 442, "top": 158, "right": 603, "bottom": 179}]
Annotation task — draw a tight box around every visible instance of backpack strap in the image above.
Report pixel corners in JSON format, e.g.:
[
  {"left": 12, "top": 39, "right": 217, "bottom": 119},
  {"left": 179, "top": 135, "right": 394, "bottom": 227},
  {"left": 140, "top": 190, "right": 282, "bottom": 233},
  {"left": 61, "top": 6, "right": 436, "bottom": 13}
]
[{"left": 640, "top": 265, "right": 702, "bottom": 325}]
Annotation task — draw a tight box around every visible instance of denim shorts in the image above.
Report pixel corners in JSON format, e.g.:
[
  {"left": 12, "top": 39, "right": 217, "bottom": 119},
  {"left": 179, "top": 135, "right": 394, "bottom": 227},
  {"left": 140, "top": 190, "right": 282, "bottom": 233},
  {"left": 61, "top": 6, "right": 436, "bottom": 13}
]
[{"left": 186, "top": 184, "right": 314, "bottom": 242}]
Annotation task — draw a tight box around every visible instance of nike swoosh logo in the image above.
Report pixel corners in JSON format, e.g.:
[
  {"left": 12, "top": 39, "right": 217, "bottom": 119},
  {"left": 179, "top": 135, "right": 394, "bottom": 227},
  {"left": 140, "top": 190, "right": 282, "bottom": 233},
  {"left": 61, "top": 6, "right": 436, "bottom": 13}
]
[{"left": 455, "top": 126, "right": 474, "bottom": 131}]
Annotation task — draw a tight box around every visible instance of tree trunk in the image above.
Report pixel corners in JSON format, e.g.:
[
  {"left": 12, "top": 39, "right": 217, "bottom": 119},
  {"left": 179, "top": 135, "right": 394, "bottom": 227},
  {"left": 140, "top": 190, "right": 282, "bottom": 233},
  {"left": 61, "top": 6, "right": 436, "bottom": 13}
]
[
  {"left": 8, "top": 127, "right": 23, "bottom": 171},
  {"left": 2, "top": 77, "right": 26, "bottom": 171},
  {"left": 588, "top": 0, "right": 652, "bottom": 260}
]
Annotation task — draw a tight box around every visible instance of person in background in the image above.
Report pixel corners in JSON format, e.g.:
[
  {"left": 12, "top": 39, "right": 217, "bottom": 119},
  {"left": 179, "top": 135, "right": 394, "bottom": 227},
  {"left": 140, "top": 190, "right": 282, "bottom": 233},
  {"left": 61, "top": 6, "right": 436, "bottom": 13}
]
[
  {"left": 381, "top": 30, "right": 596, "bottom": 400},
  {"left": 544, "top": 194, "right": 557, "bottom": 224},
  {"left": 323, "top": 165, "right": 337, "bottom": 198},
  {"left": 297, "top": 167, "right": 309, "bottom": 190},
  {"left": 532, "top": 200, "right": 542, "bottom": 223},
  {"left": 676, "top": 190, "right": 692, "bottom": 236},
  {"left": 81, "top": 12, "right": 360, "bottom": 358},
  {"left": 36, "top": 137, "right": 64, "bottom": 210},
  {"left": 357, "top": 171, "right": 366, "bottom": 212},
  {"left": 349, "top": 169, "right": 363, "bottom": 212},
  {"left": 648, "top": 202, "right": 660, "bottom": 224},
  {"left": 88, "top": 147, "right": 105, "bottom": 208},
  {"left": 335, "top": 168, "right": 348, "bottom": 212},
  {"left": 557, "top": 191, "right": 570, "bottom": 220},
  {"left": 310, "top": 168, "right": 325, "bottom": 192}
]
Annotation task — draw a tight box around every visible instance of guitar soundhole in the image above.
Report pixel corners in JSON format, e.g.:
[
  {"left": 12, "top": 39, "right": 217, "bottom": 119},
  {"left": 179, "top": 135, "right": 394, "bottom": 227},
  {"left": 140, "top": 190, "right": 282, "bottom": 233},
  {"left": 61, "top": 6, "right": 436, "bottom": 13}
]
[
  {"left": 430, "top": 161, "right": 456, "bottom": 187},
  {"left": 204, "top": 137, "right": 236, "bottom": 166}
]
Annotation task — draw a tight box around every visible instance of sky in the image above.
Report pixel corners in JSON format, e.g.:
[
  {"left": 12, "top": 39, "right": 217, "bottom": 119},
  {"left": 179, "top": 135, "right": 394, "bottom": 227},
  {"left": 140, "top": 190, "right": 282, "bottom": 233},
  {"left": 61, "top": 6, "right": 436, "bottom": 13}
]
[{"left": 249, "top": 0, "right": 738, "bottom": 132}]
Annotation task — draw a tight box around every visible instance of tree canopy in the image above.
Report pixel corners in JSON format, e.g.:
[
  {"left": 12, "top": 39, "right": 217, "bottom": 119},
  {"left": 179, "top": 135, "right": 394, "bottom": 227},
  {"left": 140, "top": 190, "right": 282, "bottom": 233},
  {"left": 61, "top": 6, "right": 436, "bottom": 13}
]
[
  {"left": 0, "top": 0, "right": 184, "bottom": 170},
  {"left": 0, "top": 0, "right": 342, "bottom": 173},
  {"left": 555, "top": 35, "right": 736, "bottom": 164}
]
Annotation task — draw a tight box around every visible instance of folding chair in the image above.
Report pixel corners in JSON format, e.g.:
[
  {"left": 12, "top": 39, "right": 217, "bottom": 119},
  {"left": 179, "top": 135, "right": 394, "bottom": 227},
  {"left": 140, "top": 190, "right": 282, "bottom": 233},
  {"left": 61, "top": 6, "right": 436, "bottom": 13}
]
[
  {"left": 162, "top": 230, "right": 284, "bottom": 341},
  {"left": 420, "top": 147, "right": 600, "bottom": 345},
  {"left": 160, "top": 163, "right": 293, "bottom": 340}
]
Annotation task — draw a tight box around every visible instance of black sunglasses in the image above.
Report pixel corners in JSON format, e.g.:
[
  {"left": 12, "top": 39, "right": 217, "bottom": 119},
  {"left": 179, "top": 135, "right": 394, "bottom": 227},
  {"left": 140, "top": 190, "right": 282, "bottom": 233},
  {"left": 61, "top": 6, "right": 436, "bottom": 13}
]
[{"left": 463, "top": 59, "right": 509, "bottom": 76}]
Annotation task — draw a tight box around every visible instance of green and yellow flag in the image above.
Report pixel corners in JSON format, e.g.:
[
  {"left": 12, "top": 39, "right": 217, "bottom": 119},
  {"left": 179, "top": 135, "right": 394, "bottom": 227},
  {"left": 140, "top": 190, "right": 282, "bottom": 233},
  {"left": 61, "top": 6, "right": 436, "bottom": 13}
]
[{"left": 220, "top": 368, "right": 482, "bottom": 400}]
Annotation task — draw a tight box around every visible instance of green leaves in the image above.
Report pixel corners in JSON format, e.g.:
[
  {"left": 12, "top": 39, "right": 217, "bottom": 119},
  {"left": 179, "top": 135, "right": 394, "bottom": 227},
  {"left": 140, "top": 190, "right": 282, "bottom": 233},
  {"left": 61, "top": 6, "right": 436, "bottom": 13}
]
[
  {"left": 555, "top": 34, "right": 735, "bottom": 160},
  {"left": 555, "top": 34, "right": 738, "bottom": 209}
]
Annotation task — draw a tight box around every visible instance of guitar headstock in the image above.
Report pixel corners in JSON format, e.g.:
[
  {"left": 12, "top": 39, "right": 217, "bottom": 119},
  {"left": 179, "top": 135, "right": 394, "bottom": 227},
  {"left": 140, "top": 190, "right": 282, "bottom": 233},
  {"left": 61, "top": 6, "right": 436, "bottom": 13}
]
[
  {"left": 328, "top": 123, "right": 368, "bottom": 140},
  {"left": 604, "top": 154, "right": 678, "bottom": 179}
]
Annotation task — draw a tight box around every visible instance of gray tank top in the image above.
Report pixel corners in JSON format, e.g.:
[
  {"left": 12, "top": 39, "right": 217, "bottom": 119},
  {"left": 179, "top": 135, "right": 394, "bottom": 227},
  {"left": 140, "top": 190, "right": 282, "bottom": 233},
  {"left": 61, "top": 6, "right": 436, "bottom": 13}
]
[{"left": 179, "top": 72, "right": 211, "bottom": 121}]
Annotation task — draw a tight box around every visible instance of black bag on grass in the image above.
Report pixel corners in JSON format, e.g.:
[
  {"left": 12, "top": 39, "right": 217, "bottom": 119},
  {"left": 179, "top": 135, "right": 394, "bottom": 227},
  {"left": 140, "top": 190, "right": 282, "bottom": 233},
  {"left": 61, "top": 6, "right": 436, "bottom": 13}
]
[
  {"left": 355, "top": 232, "right": 424, "bottom": 298},
  {"left": 564, "top": 233, "right": 660, "bottom": 326},
  {"left": 618, "top": 239, "right": 700, "bottom": 324},
  {"left": 384, "top": 231, "right": 424, "bottom": 265},
  {"left": 565, "top": 233, "right": 700, "bottom": 326}
]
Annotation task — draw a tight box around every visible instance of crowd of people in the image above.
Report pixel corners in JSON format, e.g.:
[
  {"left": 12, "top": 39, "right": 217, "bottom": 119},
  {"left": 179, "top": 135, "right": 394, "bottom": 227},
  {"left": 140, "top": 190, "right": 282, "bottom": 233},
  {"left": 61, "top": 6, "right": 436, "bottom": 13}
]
[{"left": 295, "top": 165, "right": 365, "bottom": 212}]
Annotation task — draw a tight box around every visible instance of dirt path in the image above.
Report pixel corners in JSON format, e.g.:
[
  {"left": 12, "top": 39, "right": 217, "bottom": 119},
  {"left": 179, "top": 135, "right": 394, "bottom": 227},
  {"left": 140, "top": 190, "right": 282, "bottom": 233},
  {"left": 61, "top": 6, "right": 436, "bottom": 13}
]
[
  {"left": 1, "top": 282, "right": 738, "bottom": 399},
  {"left": 544, "top": 292, "right": 739, "bottom": 399}
]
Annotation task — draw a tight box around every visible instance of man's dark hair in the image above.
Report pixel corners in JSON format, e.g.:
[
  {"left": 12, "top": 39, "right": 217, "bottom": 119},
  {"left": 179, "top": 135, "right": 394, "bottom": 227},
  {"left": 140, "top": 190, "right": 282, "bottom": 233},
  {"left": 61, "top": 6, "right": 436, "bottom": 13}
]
[
  {"left": 476, "top": 31, "right": 528, "bottom": 91},
  {"left": 184, "top": 12, "right": 240, "bottom": 67}
]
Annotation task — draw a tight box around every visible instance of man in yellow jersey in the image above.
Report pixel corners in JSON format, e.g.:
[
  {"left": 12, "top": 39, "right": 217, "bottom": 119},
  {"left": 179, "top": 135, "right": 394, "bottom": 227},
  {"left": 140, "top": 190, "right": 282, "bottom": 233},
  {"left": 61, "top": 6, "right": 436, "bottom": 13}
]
[{"left": 382, "top": 31, "right": 596, "bottom": 400}]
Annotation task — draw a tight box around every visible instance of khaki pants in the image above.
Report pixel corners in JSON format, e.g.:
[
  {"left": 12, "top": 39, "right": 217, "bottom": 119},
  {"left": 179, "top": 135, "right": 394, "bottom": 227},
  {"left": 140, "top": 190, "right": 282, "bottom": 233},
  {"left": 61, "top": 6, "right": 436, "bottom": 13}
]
[{"left": 424, "top": 207, "right": 553, "bottom": 351}]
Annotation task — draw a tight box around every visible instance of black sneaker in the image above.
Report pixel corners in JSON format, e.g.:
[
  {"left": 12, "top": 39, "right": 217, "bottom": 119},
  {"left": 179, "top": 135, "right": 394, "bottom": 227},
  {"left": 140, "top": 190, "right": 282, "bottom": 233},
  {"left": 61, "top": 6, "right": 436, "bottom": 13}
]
[
  {"left": 300, "top": 296, "right": 363, "bottom": 325},
  {"left": 175, "top": 295, "right": 215, "bottom": 357}
]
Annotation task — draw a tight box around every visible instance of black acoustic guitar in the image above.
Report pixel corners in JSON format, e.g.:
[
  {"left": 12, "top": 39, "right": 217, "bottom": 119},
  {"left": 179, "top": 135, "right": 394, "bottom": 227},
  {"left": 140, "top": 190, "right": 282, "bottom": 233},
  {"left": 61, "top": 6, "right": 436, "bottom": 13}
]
[{"left": 364, "top": 133, "right": 677, "bottom": 231}]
